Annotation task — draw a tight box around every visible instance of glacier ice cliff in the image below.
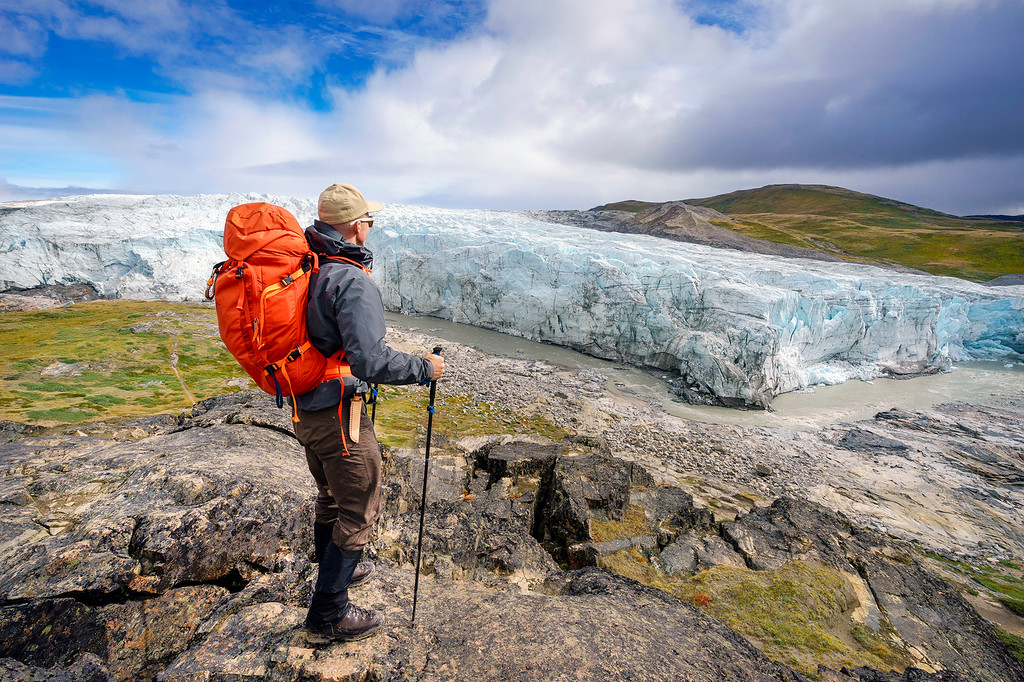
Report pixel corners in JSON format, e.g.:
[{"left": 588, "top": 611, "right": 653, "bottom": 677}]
[{"left": 2, "top": 194, "right": 1022, "bottom": 407}]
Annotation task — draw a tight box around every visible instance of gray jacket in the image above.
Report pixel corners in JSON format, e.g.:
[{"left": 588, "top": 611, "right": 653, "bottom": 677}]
[{"left": 295, "top": 220, "right": 433, "bottom": 411}]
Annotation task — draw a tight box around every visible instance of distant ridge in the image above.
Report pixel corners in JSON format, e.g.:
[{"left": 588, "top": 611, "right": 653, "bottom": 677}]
[
  {"left": 591, "top": 184, "right": 1023, "bottom": 282},
  {"left": 966, "top": 214, "right": 1024, "bottom": 223},
  {"left": 685, "top": 183, "right": 959, "bottom": 220},
  {"left": 589, "top": 199, "right": 659, "bottom": 213}
]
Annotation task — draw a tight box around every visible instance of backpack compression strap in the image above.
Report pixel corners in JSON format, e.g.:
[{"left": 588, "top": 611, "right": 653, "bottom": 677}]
[{"left": 265, "top": 340, "right": 319, "bottom": 422}]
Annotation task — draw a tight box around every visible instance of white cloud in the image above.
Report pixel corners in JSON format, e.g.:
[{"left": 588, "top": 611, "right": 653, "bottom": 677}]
[
  {"left": 0, "top": 12, "right": 48, "bottom": 58},
  {"left": 0, "top": 60, "right": 37, "bottom": 84},
  {"left": 318, "top": 0, "right": 420, "bottom": 24}
]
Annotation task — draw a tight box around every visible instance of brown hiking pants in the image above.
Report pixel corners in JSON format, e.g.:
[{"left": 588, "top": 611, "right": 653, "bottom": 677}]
[{"left": 294, "top": 398, "right": 382, "bottom": 551}]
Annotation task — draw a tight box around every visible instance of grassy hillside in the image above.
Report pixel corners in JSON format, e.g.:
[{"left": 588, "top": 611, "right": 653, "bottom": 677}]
[
  {"left": 626, "top": 184, "right": 1022, "bottom": 281},
  {"left": 687, "top": 185, "right": 1024, "bottom": 281}
]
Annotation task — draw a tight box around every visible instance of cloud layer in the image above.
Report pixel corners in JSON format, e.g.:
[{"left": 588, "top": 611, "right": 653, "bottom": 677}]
[{"left": 1, "top": 0, "right": 1022, "bottom": 214}]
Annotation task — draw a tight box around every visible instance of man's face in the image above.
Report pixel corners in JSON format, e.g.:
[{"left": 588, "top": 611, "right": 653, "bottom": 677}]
[{"left": 352, "top": 213, "right": 373, "bottom": 246}]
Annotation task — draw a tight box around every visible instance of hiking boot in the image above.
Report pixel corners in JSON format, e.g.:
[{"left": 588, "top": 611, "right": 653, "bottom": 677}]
[
  {"left": 305, "top": 603, "right": 385, "bottom": 643},
  {"left": 349, "top": 561, "right": 375, "bottom": 588}
]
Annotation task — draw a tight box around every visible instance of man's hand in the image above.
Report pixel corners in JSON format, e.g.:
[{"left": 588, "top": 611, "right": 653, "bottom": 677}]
[{"left": 425, "top": 352, "right": 445, "bottom": 380}]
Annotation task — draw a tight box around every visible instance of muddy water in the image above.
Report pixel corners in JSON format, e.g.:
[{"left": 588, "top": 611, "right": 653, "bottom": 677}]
[{"left": 388, "top": 313, "right": 1024, "bottom": 431}]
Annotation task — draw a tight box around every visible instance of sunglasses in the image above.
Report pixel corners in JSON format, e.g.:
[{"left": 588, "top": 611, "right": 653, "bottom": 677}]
[{"left": 355, "top": 216, "right": 374, "bottom": 228}]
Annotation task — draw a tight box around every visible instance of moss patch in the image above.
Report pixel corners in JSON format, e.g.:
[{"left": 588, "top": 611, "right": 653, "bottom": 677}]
[
  {"left": 357, "top": 382, "right": 567, "bottom": 450},
  {"left": 590, "top": 504, "right": 650, "bottom": 542},
  {"left": 598, "top": 549, "right": 911, "bottom": 678},
  {"left": 994, "top": 626, "right": 1024, "bottom": 667}
]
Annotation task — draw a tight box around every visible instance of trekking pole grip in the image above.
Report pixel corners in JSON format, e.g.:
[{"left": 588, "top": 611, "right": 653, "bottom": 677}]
[{"left": 429, "top": 346, "right": 442, "bottom": 398}]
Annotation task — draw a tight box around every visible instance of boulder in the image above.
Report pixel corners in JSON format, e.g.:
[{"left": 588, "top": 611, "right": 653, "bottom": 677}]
[
  {"left": 474, "top": 440, "right": 561, "bottom": 485},
  {"left": 533, "top": 451, "right": 654, "bottom": 554},
  {"left": 662, "top": 531, "right": 747, "bottom": 574},
  {"left": 630, "top": 485, "right": 716, "bottom": 545}
]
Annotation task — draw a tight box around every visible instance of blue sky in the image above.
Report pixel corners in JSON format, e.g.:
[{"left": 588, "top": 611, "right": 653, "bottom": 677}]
[{"left": 1, "top": 0, "right": 1022, "bottom": 214}]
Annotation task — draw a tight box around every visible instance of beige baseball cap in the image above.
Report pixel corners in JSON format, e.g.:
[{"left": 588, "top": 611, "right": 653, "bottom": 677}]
[{"left": 317, "top": 183, "right": 383, "bottom": 225}]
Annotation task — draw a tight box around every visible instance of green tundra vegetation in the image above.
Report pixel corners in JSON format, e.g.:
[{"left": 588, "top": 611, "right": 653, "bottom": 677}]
[
  {"left": 0, "top": 301, "right": 565, "bottom": 446},
  {"left": 604, "top": 185, "right": 1024, "bottom": 282},
  {"left": 0, "top": 301, "right": 236, "bottom": 425},
  {"left": 925, "top": 553, "right": 1024, "bottom": 618}
]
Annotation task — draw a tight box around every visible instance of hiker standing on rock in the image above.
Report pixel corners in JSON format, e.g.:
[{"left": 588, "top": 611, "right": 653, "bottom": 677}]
[{"left": 294, "top": 182, "right": 444, "bottom": 642}]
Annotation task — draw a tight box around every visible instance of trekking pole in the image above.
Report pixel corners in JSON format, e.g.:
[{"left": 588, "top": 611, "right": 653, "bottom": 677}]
[
  {"left": 411, "top": 346, "right": 442, "bottom": 626},
  {"left": 370, "top": 383, "right": 379, "bottom": 423}
]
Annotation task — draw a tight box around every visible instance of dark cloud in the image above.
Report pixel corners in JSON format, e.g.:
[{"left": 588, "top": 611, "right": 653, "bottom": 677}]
[{"left": 635, "top": 2, "right": 1024, "bottom": 172}]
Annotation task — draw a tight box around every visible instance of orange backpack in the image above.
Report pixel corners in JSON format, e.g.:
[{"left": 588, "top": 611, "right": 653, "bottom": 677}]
[{"left": 205, "top": 202, "right": 341, "bottom": 420}]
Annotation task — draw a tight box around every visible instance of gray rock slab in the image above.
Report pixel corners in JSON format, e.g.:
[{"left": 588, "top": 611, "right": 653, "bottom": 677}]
[
  {"left": 839, "top": 428, "right": 910, "bottom": 452},
  {"left": 161, "top": 602, "right": 305, "bottom": 680},
  {"left": 166, "top": 565, "right": 812, "bottom": 682}
]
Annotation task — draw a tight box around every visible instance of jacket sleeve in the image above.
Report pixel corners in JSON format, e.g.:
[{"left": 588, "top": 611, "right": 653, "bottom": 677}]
[{"left": 329, "top": 273, "right": 434, "bottom": 385}]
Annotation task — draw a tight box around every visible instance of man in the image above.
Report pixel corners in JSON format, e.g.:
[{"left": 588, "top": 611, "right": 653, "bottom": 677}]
[{"left": 295, "top": 182, "right": 444, "bottom": 642}]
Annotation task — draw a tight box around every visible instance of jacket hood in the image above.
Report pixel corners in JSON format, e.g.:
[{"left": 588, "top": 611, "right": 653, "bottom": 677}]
[{"left": 306, "top": 219, "right": 374, "bottom": 269}]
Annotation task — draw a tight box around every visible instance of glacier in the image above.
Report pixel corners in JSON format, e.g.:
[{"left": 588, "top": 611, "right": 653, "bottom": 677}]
[{"left": 2, "top": 193, "right": 1022, "bottom": 407}]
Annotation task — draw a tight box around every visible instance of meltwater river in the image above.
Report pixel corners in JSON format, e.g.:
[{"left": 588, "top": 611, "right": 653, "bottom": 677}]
[{"left": 389, "top": 313, "right": 1024, "bottom": 431}]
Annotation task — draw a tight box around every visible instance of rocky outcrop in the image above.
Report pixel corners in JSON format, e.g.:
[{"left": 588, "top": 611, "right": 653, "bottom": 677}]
[
  {"left": 0, "top": 283, "right": 100, "bottom": 313},
  {"left": 0, "top": 391, "right": 313, "bottom": 679},
  {"left": 1, "top": 391, "right": 1020, "bottom": 681},
  {"left": 722, "top": 498, "right": 1022, "bottom": 681}
]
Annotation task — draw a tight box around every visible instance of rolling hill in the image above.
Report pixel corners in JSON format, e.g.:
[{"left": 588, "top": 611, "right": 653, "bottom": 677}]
[{"left": 596, "top": 185, "right": 1024, "bottom": 282}]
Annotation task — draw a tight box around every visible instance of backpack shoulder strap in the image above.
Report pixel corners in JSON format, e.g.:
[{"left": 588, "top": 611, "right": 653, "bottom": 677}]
[{"left": 321, "top": 254, "right": 372, "bottom": 277}]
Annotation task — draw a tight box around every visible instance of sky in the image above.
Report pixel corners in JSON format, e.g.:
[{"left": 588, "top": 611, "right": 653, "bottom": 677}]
[{"left": 1, "top": 0, "right": 1022, "bottom": 214}]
